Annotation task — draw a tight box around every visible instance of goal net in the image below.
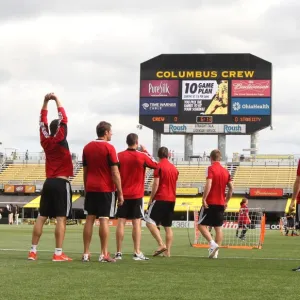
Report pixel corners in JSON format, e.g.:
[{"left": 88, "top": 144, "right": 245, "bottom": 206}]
[{"left": 190, "top": 207, "right": 266, "bottom": 249}]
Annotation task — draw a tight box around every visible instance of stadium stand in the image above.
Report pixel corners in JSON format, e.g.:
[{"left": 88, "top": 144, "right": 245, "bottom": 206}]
[
  {"left": 233, "top": 165, "right": 297, "bottom": 189},
  {"left": 0, "top": 164, "right": 45, "bottom": 183}
]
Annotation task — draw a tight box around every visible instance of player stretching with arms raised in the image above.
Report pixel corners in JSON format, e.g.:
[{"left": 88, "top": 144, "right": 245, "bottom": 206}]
[
  {"left": 28, "top": 93, "right": 73, "bottom": 262},
  {"left": 198, "top": 149, "right": 233, "bottom": 258}
]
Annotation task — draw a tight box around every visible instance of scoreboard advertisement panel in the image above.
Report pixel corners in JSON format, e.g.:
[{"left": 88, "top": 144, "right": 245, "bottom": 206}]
[{"left": 139, "top": 54, "right": 272, "bottom": 134}]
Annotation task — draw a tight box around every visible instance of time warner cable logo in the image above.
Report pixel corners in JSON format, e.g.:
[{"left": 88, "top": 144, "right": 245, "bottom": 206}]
[{"left": 169, "top": 125, "right": 187, "bottom": 133}]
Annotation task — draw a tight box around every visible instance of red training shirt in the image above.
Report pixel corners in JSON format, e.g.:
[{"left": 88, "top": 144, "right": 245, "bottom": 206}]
[
  {"left": 83, "top": 140, "right": 119, "bottom": 192},
  {"left": 296, "top": 160, "right": 300, "bottom": 204},
  {"left": 153, "top": 158, "right": 179, "bottom": 202},
  {"left": 238, "top": 203, "right": 250, "bottom": 224},
  {"left": 118, "top": 149, "right": 157, "bottom": 199},
  {"left": 206, "top": 161, "right": 231, "bottom": 206},
  {"left": 39, "top": 107, "right": 73, "bottom": 178}
]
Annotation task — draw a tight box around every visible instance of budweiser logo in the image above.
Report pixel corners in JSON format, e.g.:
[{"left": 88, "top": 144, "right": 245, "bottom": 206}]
[
  {"left": 233, "top": 81, "right": 270, "bottom": 90},
  {"left": 231, "top": 80, "right": 271, "bottom": 97},
  {"left": 148, "top": 82, "right": 171, "bottom": 96}
]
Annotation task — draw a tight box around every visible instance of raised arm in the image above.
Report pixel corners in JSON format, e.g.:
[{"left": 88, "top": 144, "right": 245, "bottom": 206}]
[{"left": 40, "top": 94, "right": 51, "bottom": 144}]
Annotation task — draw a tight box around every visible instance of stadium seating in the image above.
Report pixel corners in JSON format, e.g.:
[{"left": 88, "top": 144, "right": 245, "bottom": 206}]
[
  {"left": 0, "top": 164, "right": 46, "bottom": 183},
  {"left": 233, "top": 165, "right": 297, "bottom": 189},
  {"left": 71, "top": 167, "right": 84, "bottom": 186}
]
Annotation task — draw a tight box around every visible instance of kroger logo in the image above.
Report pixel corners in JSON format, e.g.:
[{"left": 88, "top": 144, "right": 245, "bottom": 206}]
[{"left": 169, "top": 125, "right": 187, "bottom": 133}]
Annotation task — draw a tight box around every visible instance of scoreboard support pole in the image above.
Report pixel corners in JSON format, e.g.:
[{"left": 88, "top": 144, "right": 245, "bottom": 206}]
[
  {"left": 250, "top": 132, "right": 259, "bottom": 156},
  {"left": 152, "top": 130, "right": 161, "bottom": 159},
  {"left": 184, "top": 134, "right": 193, "bottom": 161},
  {"left": 218, "top": 134, "right": 226, "bottom": 161}
]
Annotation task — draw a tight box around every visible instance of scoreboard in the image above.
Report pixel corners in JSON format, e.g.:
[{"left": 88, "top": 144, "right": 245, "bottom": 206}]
[{"left": 139, "top": 54, "right": 272, "bottom": 135}]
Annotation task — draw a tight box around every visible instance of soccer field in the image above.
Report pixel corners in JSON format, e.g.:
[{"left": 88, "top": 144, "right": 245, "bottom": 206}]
[{"left": 0, "top": 225, "right": 300, "bottom": 300}]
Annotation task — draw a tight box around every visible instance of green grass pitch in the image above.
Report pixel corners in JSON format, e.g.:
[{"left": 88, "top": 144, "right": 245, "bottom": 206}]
[{"left": 0, "top": 225, "right": 300, "bottom": 300}]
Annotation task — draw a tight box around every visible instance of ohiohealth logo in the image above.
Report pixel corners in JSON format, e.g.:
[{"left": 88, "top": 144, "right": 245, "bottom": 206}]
[
  {"left": 233, "top": 102, "right": 241, "bottom": 111},
  {"left": 142, "top": 103, "right": 150, "bottom": 110},
  {"left": 169, "top": 124, "right": 187, "bottom": 133}
]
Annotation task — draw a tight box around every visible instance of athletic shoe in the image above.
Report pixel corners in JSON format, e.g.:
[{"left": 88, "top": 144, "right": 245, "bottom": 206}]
[
  {"left": 239, "top": 236, "right": 246, "bottom": 241},
  {"left": 292, "top": 266, "right": 300, "bottom": 271},
  {"left": 28, "top": 251, "right": 37, "bottom": 261},
  {"left": 208, "top": 243, "right": 219, "bottom": 258},
  {"left": 99, "top": 254, "right": 116, "bottom": 263},
  {"left": 133, "top": 252, "right": 149, "bottom": 261},
  {"left": 114, "top": 252, "right": 122, "bottom": 260},
  {"left": 212, "top": 250, "right": 219, "bottom": 259},
  {"left": 52, "top": 253, "right": 73, "bottom": 262},
  {"left": 82, "top": 253, "right": 90, "bottom": 262}
]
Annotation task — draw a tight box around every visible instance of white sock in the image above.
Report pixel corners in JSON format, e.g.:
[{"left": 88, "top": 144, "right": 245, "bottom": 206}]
[
  {"left": 55, "top": 248, "right": 62, "bottom": 256},
  {"left": 209, "top": 240, "right": 217, "bottom": 247},
  {"left": 30, "top": 245, "right": 37, "bottom": 253}
]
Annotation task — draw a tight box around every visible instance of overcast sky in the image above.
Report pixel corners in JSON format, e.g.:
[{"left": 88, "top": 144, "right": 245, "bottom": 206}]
[{"left": 0, "top": 0, "right": 299, "bottom": 158}]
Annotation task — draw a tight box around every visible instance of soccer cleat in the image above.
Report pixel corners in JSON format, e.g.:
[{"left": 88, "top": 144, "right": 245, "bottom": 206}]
[
  {"left": 99, "top": 253, "right": 116, "bottom": 263},
  {"left": 52, "top": 253, "right": 73, "bottom": 262},
  {"left": 212, "top": 250, "right": 219, "bottom": 259},
  {"left": 28, "top": 251, "right": 37, "bottom": 261},
  {"left": 114, "top": 252, "right": 123, "bottom": 260},
  {"left": 292, "top": 266, "right": 300, "bottom": 271},
  {"left": 239, "top": 236, "right": 246, "bottom": 241},
  {"left": 133, "top": 252, "right": 149, "bottom": 261},
  {"left": 82, "top": 253, "right": 90, "bottom": 262},
  {"left": 208, "top": 243, "right": 219, "bottom": 258}
]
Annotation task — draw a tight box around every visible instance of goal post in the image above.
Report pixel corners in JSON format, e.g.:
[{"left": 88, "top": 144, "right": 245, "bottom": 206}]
[{"left": 189, "top": 206, "right": 266, "bottom": 249}]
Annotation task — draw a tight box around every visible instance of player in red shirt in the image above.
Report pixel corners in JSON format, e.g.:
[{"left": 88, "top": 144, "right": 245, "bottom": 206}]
[
  {"left": 28, "top": 93, "right": 73, "bottom": 262},
  {"left": 114, "top": 133, "right": 157, "bottom": 260},
  {"left": 236, "top": 198, "right": 251, "bottom": 240},
  {"left": 82, "top": 121, "right": 123, "bottom": 263},
  {"left": 198, "top": 149, "right": 233, "bottom": 258},
  {"left": 145, "top": 147, "right": 179, "bottom": 257}
]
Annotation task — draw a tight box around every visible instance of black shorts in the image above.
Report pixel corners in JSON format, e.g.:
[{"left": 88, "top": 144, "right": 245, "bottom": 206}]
[
  {"left": 287, "top": 218, "right": 295, "bottom": 228},
  {"left": 144, "top": 200, "right": 175, "bottom": 227},
  {"left": 116, "top": 198, "right": 144, "bottom": 219},
  {"left": 198, "top": 205, "right": 224, "bottom": 227},
  {"left": 84, "top": 192, "right": 116, "bottom": 218},
  {"left": 39, "top": 178, "right": 72, "bottom": 218}
]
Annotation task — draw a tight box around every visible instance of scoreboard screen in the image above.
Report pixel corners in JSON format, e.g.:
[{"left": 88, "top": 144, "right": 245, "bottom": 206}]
[{"left": 139, "top": 54, "right": 272, "bottom": 135}]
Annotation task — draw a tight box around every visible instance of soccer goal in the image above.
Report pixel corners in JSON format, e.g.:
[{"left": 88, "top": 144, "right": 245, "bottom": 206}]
[{"left": 189, "top": 207, "right": 266, "bottom": 249}]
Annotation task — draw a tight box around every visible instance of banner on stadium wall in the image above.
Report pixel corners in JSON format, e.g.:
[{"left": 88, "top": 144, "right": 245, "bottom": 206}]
[
  {"left": 176, "top": 187, "right": 199, "bottom": 195},
  {"left": 249, "top": 188, "right": 283, "bottom": 197},
  {"left": 4, "top": 185, "right": 14, "bottom": 193},
  {"left": 3, "top": 185, "right": 36, "bottom": 194}
]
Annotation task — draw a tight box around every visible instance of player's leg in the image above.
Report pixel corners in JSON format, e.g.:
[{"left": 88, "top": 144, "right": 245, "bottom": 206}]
[
  {"left": 240, "top": 224, "right": 248, "bottom": 240},
  {"left": 52, "top": 180, "right": 72, "bottom": 261},
  {"left": 131, "top": 198, "right": 148, "bottom": 259},
  {"left": 145, "top": 201, "right": 167, "bottom": 255},
  {"left": 164, "top": 227, "right": 173, "bottom": 257},
  {"left": 82, "top": 192, "right": 98, "bottom": 261},
  {"left": 99, "top": 217, "right": 110, "bottom": 256},
  {"left": 28, "top": 179, "right": 51, "bottom": 260},
  {"left": 115, "top": 218, "right": 126, "bottom": 257},
  {"left": 115, "top": 199, "right": 129, "bottom": 259},
  {"left": 98, "top": 192, "right": 116, "bottom": 262},
  {"left": 161, "top": 202, "right": 175, "bottom": 257}
]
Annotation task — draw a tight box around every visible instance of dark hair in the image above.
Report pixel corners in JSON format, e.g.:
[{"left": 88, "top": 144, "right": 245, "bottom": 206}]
[
  {"left": 158, "top": 146, "right": 168, "bottom": 159},
  {"left": 126, "top": 133, "right": 138, "bottom": 146},
  {"left": 210, "top": 149, "right": 221, "bottom": 161},
  {"left": 96, "top": 121, "right": 111, "bottom": 137},
  {"left": 50, "top": 119, "right": 60, "bottom": 136},
  {"left": 240, "top": 198, "right": 248, "bottom": 206}
]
